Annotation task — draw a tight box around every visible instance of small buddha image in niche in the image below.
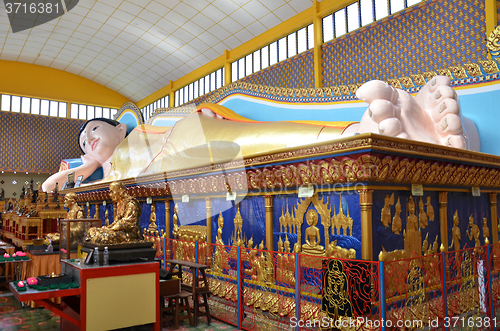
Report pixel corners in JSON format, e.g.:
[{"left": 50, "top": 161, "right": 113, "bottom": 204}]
[{"left": 302, "top": 209, "right": 324, "bottom": 255}]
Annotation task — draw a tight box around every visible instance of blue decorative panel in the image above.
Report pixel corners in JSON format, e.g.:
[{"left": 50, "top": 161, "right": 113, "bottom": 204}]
[
  {"left": 447, "top": 192, "right": 490, "bottom": 250},
  {"left": 241, "top": 50, "right": 314, "bottom": 88},
  {"left": 372, "top": 190, "right": 440, "bottom": 261},
  {"left": 322, "top": 0, "right": 488, "bottom": 86},
  {"left": 273, "top": 192, "right": 361, "bottom": 259}
]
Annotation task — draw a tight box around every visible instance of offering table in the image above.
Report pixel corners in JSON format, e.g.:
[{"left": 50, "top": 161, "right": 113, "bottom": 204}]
[{"left": 11, "top": 259, "right": 160, "bottom": 331}]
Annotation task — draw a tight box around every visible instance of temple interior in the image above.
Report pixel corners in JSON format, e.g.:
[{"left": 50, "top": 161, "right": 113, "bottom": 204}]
[{"left": 2, "top": 0, "right": 500, "bottom": 330}]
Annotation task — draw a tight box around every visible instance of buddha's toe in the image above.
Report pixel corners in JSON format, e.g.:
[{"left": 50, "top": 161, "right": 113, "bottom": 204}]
[
  {"left": 441, "top": 135, "right": 466, "bottom": 149},
  {"left": 379, "top": 118, "right": 403, "bottom": 136},
  {"left": 430, "top": 99, "right": 460, "bottom": 123},
  {"left": 356, "top": 80, "right": 399, "bottom": 104},
  {"left": 368, "top": 99, "right": 399, "bottom": 123},
  {"left": 436, "top": 113, "right": 466, "bottom": 149},
  {"left": 436, "top": 114, "right": 463, "bottom": 136}
]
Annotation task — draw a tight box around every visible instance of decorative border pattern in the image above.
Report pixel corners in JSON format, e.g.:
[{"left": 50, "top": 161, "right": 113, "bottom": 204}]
[
  {"left": 114, "top": 101, "right": 144, "bottom": 124},
  {"left": 150, "top": 104, "right": 195, "bottom": 117}
]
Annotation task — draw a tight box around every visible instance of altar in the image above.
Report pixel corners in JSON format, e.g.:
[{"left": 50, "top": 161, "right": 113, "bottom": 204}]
[{"left": 11, "top": 260, "right": 160, "bottom": 331}]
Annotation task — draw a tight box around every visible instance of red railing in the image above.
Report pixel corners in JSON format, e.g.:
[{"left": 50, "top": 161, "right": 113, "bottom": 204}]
[{"left": 146, "top": 236, "right": 500, "bottom": 331}]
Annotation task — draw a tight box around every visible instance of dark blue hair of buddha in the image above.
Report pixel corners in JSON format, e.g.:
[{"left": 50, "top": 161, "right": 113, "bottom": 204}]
[{"left": 78, "top": 117, "right": 129, "bottom": 154}]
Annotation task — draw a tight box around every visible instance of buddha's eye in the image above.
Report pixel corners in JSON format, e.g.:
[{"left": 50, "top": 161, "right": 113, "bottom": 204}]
[
  {"left": 92, "top": 126, "right": 98, "bottom": 132},
  {"left": 82, "top": 141, "right": 86, "bottom": 147}
]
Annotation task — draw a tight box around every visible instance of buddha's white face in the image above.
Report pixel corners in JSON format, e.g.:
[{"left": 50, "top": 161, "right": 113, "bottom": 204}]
[{"left": 79, "top": 121, "right": 126, "bottom": 164}]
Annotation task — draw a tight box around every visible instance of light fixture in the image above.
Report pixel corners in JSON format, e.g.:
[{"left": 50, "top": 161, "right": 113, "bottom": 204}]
[
  {"left": 1, "top": 171, "right": 3, "bottom": 173},
  {"left": 25, "top": 172, "right": 28, "bottom": 174},
  {"left": 14, "top": 171, "right": 16, "bottom": 174}
]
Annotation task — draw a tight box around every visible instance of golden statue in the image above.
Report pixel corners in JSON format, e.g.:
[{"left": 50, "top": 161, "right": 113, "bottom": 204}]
[
  {"left": 482, "top": 217, "right": 490, "bottom": 243},
  {"left": 216, "top": 213, "right": 224, "bottom": 246},
  {"left": 302, "top": 209, "right": 325, "bottom": 255},
  {"left": 212, "top": 213, "right": 226, "bottom": 274},
  {"left": 403, "top": 196, "right": 421, "bottom": 257},
  {"left": 449, "top": 210, "right": 461, "bottom": 251},
  {"left": 65, "top": 192, "right": 84, "bottom": 219},
  {"left": 232, "top": 206, "right": 243, "bottom": 246},
  {"left": 148, "top": 204, "right": 157, "bottom": 232},
  {"left": 85, "top": 182, "right": 143, "bottom": 245},
  {"left": 392, "top": 197, "right": 402, "bottom": 235},
  {"left": 326, "top": 240, "right": 356, "bottom": 259},
  {"left": 418, "top": 198, "right": 428, "bottom": 228},
  {"left": 244, "top": 249, "right": 266, "bottom": 284},
  {"left": 172, "top": 204, "right": 179, "bottom": 239},
  {"left": 45, "top": 192, "right": 85, "bottom": 244},
  {"left": 425, "top": 196, "right": 434, "bottom": 222},
  {"left": 282, "top": 235, "right": 295, "bottom": 286},
  {"left": 276, "top": 236, "right": 284, "bottom": 283},
  {"left": 422, "top": 233, "right": 429, "bottom": 256},
  {"left": 94, "top": 205, "right": 99, "bottom": 219},
  {"left": 466, "top": 214, "right": 480, "bottom": 248},
  {"left": 380, "top": 193, "right": 393, "bottom": 227},
  {"left": 104, "top": 209, "right": 109, "bottom": 226},
  {"left": 235, "top": 206, "right": 243, "bottom": 240},
  {"left": 247, "top": 236, "right": 254, "bottom": 249}
]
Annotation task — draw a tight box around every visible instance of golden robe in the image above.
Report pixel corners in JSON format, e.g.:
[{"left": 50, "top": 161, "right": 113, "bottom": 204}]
[{"left": 105, "top": 104, "right": 356, "bottom": 182}]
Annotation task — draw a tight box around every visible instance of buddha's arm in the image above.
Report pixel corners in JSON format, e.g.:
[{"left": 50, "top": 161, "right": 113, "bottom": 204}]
[
  {"left": 110, "top": 200, "right": 138, "bottom": 231},
  {"left": 42, "top": 157, "right": 101, "bottom": 192}
]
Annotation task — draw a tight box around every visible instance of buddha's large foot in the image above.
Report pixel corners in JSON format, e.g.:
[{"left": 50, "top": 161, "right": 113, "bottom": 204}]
[{"left": 355, "top": 76, "right": 476, "bottom": 150}]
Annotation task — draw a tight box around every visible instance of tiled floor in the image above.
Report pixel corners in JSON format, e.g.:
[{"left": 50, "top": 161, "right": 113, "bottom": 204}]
[{"left": 0, "top": 289, "right": 240, "bottom": 331}]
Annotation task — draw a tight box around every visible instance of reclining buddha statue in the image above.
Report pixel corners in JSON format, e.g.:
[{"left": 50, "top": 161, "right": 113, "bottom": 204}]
[{"left": 42, "top": 76, "right": 479, "bottom": 192}]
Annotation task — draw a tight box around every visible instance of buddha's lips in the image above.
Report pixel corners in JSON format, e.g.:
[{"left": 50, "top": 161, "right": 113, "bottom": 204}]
[{"left": 91, "top": 138, "right": 100, "bottom": 151}]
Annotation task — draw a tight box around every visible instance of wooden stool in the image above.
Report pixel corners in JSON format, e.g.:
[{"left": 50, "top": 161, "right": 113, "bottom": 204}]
[
  {"left": 161, "top": 290, "right": 193, "bottom": 329},
  {"left": 192, "top": 289, "right": 211, "bottom": 326},
  {"left": 166, "top": 260, "right": 212, "bottom": 327}
]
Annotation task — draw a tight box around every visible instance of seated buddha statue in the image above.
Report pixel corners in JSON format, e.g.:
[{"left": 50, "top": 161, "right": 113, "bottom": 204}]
[
  {"left": 302, "top": 209, "right": 324, "bottom": 255},
  {"left": 45, "top": 192, "right": 85, "bottom": 245},
  {"left": 85, "top": 181, "right": 143, "bottom": 245}
]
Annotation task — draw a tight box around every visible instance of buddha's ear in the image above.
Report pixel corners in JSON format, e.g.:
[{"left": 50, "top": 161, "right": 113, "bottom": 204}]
[{"left": 117, "top": 123, "right": 127, "bottom": 140}]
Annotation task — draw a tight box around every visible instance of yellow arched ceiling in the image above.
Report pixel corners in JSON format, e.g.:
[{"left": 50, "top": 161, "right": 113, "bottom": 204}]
[{"left": 0, "top": 60, "right": 131, "bottom": 108}]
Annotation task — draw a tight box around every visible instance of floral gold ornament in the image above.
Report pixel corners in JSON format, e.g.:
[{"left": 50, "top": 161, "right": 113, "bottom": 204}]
[{"left": 486, "top": 25, "right": 500, "bottom": 57}]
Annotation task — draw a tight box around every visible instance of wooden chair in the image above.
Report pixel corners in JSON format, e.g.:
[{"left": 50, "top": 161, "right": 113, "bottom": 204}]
[{"left": 160, "top": 280, "right": 192, "bottom": 329}]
